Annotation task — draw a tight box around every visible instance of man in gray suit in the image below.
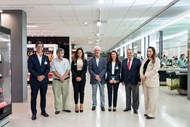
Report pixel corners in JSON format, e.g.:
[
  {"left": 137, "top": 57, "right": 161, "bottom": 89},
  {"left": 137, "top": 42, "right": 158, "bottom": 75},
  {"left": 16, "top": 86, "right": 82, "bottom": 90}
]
[{"left": 89, "top": 46, "right": 107, "bottom": 111}]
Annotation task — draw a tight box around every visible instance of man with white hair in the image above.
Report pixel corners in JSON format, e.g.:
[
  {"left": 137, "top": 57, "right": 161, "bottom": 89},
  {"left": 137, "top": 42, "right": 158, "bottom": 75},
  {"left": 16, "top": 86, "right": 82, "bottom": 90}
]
[{"left": 89, "top": 46, "right": 107, "bottom": 111}]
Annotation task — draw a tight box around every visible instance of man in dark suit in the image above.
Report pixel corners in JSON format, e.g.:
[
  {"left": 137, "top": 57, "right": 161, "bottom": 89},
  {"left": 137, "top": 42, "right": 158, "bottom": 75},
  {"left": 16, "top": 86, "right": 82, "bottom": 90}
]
[
  {"left": 28, "top": 41, "right": 50, "bottom": 120},
  {"left": 89, "top": 46, "right": 107, "bottom": 111},
  {"left": 121, "top": 49, "right": 141, "bottom": 114}
]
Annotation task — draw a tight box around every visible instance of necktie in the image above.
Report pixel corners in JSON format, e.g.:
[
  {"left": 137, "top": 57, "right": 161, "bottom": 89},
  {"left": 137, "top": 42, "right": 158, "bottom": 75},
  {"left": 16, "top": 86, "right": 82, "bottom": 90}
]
[{"left": 128, "top": 59, "right": 131, "bottom": 70}]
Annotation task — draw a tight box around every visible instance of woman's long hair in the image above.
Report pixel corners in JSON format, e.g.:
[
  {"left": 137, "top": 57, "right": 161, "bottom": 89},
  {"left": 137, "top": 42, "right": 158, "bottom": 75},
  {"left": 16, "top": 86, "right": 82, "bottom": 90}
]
[
  {"left": 73, "top": 48, "right": 84, "bottom": 61},
  {"left": 147, "top": 46, "right": 156, "bottom": 63},
  {"left": 108, "top": 50, "right": 120, "bottom": 62}
]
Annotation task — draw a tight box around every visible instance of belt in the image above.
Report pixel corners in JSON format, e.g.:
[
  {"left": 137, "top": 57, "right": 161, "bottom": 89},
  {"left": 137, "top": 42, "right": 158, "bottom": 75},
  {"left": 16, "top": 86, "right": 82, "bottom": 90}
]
[{"left": 53, "top": 77, "right": 69, "bottom": 81}]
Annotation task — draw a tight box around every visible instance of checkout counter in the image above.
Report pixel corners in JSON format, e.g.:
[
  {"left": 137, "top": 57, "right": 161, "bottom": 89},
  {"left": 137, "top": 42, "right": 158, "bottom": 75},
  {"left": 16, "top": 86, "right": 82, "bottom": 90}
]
[{"left": 159, "top": 67, "right": 188, "bottom": 95}]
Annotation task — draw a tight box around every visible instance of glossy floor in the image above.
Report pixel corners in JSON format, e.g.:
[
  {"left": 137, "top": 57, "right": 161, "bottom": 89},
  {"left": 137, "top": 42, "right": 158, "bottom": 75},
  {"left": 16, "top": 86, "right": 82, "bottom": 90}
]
[{"left": 6, "top": 76, "right": 190, "bottom": 127}]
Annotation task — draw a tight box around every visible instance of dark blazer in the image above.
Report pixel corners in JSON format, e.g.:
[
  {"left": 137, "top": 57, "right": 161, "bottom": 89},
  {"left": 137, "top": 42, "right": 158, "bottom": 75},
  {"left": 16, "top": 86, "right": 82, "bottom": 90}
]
[
  {"left": 28, "top": 53, "right": 50, "bottom": 85},
  {"left": 121, "top": 57, "right": 141, "bottom": 85},
  {"left": 106, "top": 61, "right": 121, "bottom": 82},
  {"left": 71, "top": 59, "right": 87, "bottom": 80},
  {"left": 89, "top": 56, "right": 107, "bottom": 84}
]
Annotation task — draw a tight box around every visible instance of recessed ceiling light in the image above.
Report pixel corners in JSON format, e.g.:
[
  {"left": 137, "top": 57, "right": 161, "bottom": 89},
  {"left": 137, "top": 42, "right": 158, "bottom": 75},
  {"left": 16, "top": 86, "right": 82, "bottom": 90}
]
[
  {"left": 84, "top": 22, "right": 88, "bottom": 25},
  {"left": 96, "top": 33, "right": 100, "bottom": 36},
  {"left": 96, "top": 39, "right": 99, "bottom": 42},
  {"left": 0, "top": 10, "right": 3, "bottom": 13},
  {"left": 97, "top": 21, "right": 101, "bottom": 27}
]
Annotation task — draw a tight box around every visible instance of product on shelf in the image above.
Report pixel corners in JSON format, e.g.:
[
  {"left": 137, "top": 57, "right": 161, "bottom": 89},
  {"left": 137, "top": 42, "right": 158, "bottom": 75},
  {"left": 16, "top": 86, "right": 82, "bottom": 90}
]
[
  {"left": 0, "top": 102, "right": 7, "bottom": 109},
  {"left": 0, "top": 88, "right": 3, "bottom": 94}
]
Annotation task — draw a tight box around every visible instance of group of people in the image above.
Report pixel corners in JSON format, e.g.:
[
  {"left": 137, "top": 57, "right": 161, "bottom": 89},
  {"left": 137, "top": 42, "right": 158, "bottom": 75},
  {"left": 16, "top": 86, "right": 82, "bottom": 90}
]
[
  {"left": 28, "top": 41, "right": 160, "bottom": 121},
  {"left": 161, "top": 54, "right": 187, "bottom": 68}
]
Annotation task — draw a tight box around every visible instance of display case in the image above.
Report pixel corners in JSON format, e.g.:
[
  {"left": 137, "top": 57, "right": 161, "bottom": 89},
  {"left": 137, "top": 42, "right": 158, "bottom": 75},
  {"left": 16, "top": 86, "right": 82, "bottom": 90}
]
[{"left": 0, "top": 26, "right": 12, "bottom": 121}]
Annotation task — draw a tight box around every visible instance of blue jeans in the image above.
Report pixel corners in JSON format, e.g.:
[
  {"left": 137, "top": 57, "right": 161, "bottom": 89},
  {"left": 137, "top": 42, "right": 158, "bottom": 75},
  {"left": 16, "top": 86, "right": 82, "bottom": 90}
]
[{"left": 91, "top": 83, "right": 105, "bottom": 107}]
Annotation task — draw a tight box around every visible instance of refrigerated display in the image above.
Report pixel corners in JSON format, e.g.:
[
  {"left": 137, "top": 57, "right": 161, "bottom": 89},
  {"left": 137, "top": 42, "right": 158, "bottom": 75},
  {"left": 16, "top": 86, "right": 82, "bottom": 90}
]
[{"left": 0, "top": 26, "right": 12, "bottom": 121}]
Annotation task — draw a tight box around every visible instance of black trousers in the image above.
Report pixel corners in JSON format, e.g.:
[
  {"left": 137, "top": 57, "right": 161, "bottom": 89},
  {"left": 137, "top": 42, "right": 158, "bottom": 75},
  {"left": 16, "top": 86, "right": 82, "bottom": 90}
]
[
  {"left": 107, "top": 82, "right": 119, "bottom": 107},
  {"left": 30, "top": 83, "right": 48, "bottom": 115},
  {"left": 72, "top": 77, "right": 86, "bottom": 104}
]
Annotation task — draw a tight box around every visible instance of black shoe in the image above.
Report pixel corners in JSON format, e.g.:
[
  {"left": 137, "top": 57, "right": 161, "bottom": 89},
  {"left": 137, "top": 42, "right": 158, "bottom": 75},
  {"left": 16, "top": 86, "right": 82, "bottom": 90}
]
[
  {"left": 80, "top": 110, "right": 83, "bottom": 113},
  {"left": 75, "top": 110, "right": 79, "bottom": 113},
  {"left": 146, "top": 116, "right": 155, "bottom": 119},
  {"left": 123, "top": 108, "right": 131, "bottom": 112},
  {"left": 134, "top": 110, "right": 138, "bottom": 114},
  {"left": 55, "top": 111, "right": 60, "bottom": 114},
  {"left": 113, "top": 108, "right": 116, "bottom": 112},
  {"left": 63, "top": 110, "right": 71, "bottom": 113},
  {"left": 144, "top": 114, "right": 148, "bottom": 117},
  {"left": 41, "top": 112, "right": 49, "bottom": 117},
  {"left": 108, "top": 108, "right": 111, "bottom": 112},
  {"left": 31, "top": 115, "right": 36, "bottom": 120},
  {"left": 92, "top": 106, "right": 96, "bottom": 111},
  {"left": 101, "top": 107, "right": 105, "bottom": 111}
]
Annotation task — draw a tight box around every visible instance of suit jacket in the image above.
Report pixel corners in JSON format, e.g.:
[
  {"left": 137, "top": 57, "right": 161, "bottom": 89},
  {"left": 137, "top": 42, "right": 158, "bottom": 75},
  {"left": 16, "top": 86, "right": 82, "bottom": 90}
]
[
  {"left": 28, "top": 53, "right": 50, "bottom": 85},
  {"left": 71, "top": 59, "right": 87, "bottom": 80},
  {"left": 106, "top": 61, "right": 121, "bottom": 83},
  {"left": 121, "top": 57, "right": 141, "bottom": 85},
  {"left": 89, "top": 56, "right": 107, "bottom": 84},
  {"left": 140, "top": 57, "right": 160, "bottom": 87}
]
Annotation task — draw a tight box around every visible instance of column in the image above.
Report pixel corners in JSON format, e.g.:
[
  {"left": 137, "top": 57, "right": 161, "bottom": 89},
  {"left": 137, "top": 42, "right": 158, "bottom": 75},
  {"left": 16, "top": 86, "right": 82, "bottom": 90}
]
[
  {"left": 187, "top": 27, "right": 190, "bottom": 101},
  {"left": 159, "top": 31, "right": 163, "bottom": 59},
  {"left": 1, "top": 10, "right": 27, "bottom": 102}
]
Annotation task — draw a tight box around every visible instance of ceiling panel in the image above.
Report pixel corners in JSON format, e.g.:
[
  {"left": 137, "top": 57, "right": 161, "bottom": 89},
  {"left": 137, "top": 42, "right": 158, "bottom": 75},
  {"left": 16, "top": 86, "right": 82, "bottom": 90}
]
[{"left": 0, "top": 0, "right": 185, "bottom": 52}]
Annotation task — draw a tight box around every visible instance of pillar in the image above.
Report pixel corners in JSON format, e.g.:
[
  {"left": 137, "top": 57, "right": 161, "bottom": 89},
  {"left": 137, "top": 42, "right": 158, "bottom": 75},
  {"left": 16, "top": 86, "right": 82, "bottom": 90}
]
[{"left": 1, "top": 10, "right": 27, "bottom": 102}]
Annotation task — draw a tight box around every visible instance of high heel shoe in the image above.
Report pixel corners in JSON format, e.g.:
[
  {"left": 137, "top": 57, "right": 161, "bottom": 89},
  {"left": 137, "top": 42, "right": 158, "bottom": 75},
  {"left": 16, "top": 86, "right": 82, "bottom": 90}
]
[
  {"left": 113, "top": 108, "right": 116, "bottom": 112},
  {"left": 80, "top": 104, "right": 83, "bottom": 113},
  {"left": 108, "top": 107, "right": 111, "bottom": 112},
  {"left": 75, "top": 105, "right": 79, "bottom": 113}
]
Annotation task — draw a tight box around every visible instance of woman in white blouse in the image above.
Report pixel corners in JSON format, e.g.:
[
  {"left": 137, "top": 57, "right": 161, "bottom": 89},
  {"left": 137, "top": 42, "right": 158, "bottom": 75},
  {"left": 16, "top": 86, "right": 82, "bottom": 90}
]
[{"left": 140, "top": 46, "right": 160, "bottom": 119}]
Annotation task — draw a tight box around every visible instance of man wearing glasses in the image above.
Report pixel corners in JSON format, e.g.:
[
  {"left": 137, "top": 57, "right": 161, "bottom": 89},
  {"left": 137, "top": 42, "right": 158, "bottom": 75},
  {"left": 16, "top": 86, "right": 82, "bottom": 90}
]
[{"left": 28, "top": 41, "right": 50, "bottom": 120}]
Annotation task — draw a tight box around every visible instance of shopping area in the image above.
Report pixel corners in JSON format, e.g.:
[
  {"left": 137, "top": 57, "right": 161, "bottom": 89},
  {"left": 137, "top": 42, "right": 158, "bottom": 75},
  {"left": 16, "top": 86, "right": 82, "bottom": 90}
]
[{"left": 1, "top": 0, "right": 190, "bottom": 127}]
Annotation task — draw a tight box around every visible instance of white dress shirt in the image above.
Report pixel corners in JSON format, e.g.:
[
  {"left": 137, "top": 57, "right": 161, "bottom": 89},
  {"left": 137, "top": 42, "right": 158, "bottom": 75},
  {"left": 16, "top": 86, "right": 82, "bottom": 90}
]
[
  {"left": 112, "top": 61, "right": 116, "bottom": 75},
  {"left": 51, "top": 57, "right": 70, "bottom": 79},
  {"left": 36, "top": 53, "right": 42, "bottom": 65}
]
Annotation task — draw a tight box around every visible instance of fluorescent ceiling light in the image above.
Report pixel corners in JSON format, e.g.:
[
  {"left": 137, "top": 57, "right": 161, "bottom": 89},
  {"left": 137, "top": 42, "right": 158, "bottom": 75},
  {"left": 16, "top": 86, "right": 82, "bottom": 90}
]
[
  {"left": 96, "top": 39, "right": 99, "bottom": 42},
  {"left": 0, "top": 37, "right": 10, "bottom": 42},
  {"left": 114, "top": 0, "right": 134, "bottom": 4},
  {"left": 115, "top": 12, "right": 190, "bottom": 50},
  {"left": 27, "top": 25, "right": 38, "bottom": 28},
  {"left": 163, "top": 31, "right": 187, "bottom": 41},
  {"left": 97, "top": 21, "right": 101, "bottom": 27},
  {"left": 98, "top": 0, "right": 104, "bottom": 4}
]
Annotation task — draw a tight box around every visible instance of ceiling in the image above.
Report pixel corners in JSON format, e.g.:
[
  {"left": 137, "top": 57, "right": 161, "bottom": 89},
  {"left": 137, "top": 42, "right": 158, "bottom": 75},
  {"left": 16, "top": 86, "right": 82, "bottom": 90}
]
[{"left": 0, "top": 0, "right": 182, "bottom": 51}]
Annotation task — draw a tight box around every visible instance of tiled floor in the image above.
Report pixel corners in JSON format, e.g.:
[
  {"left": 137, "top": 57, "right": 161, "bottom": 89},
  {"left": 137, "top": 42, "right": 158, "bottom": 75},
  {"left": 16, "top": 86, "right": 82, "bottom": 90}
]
[{"left": 5, "top": 74, "right": 190, "bottom": 127}]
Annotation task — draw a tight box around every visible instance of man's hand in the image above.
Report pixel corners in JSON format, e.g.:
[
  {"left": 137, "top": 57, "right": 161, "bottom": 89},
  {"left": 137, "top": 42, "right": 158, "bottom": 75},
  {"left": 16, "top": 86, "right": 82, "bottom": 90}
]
[
  {"left": 95, "top": 75, "right": 101, "bottom": 81},
  {"left": 60, "top": 76, "right": 65, "bottom": 83},
  {"left": 76, "top": 77, "right": 82, "bottom": 82},
  {"left": 37, "top": 75, "right": 44, "bottom": 82}
]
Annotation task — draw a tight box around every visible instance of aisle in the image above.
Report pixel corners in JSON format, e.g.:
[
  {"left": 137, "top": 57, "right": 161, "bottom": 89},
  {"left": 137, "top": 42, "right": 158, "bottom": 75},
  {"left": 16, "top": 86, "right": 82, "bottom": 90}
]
[{"left": 7, "top": 73, "right": 190, "bottom": 127}]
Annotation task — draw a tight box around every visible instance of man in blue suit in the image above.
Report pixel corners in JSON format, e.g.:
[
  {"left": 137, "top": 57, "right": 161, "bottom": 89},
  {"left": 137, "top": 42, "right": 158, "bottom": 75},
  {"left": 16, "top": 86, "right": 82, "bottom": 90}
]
[
  {"left": 89, "top": 46, "right": 107, "bottom": 111},
  {"left": 28, "top": 41, "right": 50, "bottom": 120},
  {"left": 121, "top": 49, "right": 141, "bottom": 114}
]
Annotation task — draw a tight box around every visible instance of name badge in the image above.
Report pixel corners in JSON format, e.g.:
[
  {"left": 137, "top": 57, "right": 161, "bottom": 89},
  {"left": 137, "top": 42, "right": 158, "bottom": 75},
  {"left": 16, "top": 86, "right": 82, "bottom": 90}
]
[
  {"left": 74, "top": 62, "right": 77, "bottom": 66},
  {"left": 115, "top": 66, "right": 119, "bottom": 70},
  {"left": 111, "top": 76, "right": 115, "bottom": 80},
  {"left": 44, "top": 61, "right": 48, "bottom": 65}
]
